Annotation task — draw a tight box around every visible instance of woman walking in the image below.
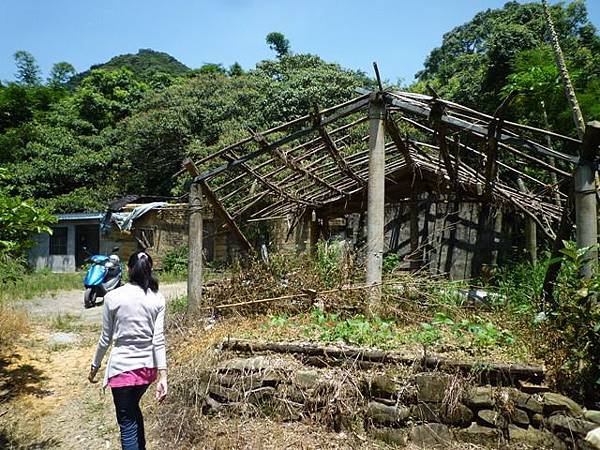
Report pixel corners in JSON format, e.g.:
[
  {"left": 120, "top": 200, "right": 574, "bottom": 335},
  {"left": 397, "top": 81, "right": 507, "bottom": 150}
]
[{"left": 88, "top": 252, "right": 167, "bottom": 450}]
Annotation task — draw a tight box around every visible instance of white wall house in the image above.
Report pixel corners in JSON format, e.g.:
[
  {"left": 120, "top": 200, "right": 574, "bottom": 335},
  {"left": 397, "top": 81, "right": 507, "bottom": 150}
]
[{"left": 29, "top": 213, "right": 104, "bottom": 272}]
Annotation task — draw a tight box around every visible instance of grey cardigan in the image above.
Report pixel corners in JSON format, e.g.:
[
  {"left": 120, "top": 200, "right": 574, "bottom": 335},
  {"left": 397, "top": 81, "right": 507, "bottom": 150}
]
[{"left": 92, "top": 283, "right": 167, "bottom": 387}]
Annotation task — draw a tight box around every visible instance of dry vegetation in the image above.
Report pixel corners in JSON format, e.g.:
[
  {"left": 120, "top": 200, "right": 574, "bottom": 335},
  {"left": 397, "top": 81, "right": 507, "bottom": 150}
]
[
  {"left": 151, "top": 248, "right": 545, "bottom": 448},
  {"left": 0, "top": 302, "right": 28, "bottom": 351}
]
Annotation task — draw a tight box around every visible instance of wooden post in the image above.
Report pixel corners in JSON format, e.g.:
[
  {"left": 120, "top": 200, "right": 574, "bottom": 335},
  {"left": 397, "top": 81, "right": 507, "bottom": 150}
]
[
  {"left": 524, "top": 218, "right": 537, "bottom": 265},
  {"left": 187, "top": 181, "right": 203, "bottom": 314},
  {"left": 366, "top": 94, "right": 386, "bottom": 314},
  {"left": 575, "top": 121, "right": 600, "bottom": 278},
  {"left": 517, "top": 178, "right": 537, "bottom": 264},
  {"left": 183, "top": 158, "right": 253, "bottom": 254},
  {"left": 409, "top": 194, "right": 420, "bottom": 270},
  {"left": 308, "top": 209, "right": 319, "bottom": 255}
]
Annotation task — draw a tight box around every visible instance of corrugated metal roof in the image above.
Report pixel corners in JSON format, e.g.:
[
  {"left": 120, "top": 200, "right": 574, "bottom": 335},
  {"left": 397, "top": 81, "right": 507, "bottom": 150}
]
[{"left": 55, "top": 212, "right": 104, "bottom": 221}]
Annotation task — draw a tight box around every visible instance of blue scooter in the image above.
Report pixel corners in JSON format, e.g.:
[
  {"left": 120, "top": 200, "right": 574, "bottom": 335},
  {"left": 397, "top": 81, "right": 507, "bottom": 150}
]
[{"left": 83, "top": 247, "right": 122, "bottom": 308}]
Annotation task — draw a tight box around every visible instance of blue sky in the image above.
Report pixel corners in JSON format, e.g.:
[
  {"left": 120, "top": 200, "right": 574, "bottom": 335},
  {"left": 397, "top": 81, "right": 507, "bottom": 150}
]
[{"left": 1, "top": 0, "right": 598, "bottom": 84}]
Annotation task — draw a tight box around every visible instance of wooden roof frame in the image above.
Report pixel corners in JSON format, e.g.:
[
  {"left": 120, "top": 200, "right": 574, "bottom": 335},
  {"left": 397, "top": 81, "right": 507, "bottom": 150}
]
[{"left": 187, "top": 90, "right": 583, "bottom": 241}]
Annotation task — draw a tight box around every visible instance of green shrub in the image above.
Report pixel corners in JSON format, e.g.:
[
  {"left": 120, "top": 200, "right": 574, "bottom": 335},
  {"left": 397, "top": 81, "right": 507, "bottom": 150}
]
[
  {"left": 314, "top": 240, "right": 345, "bottom": 288},
  {"left": 304, "top": 308, "right": 398, "bottom": 348},
  {"left": 542, "top": 241, "right": 600, "bottom": 402},
  {"left": 382, "top": 253, "right": 401, "bottom": 274},
  {"left": 162, "top": 245, "right": 188, "bottom": 275},
  {"left": 167, "top": 295, "right": 188, "bottom": 314},
  {"left": 0, "top": 253, "right": 28, "bottom": 285}
]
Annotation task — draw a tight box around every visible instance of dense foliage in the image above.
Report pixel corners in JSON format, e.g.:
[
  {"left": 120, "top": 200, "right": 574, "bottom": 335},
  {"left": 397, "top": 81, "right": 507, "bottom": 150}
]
[
  {"left": 1, "top": 47, "right": 371, "bottom": 208},
  {"left": 414, "top": 0, "right": 600, "bottom": 135}
]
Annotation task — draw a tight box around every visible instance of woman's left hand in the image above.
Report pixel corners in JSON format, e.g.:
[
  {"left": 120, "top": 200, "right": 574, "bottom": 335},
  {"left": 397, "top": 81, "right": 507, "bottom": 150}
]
[{"left": 88, "top": 365, "right": 99, "bottom": 383}]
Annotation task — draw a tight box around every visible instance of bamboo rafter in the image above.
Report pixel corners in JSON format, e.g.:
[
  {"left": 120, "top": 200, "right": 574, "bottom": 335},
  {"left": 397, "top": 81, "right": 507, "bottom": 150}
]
[{"left": 185, "top": 90, "right": 580, "bottom": 234}]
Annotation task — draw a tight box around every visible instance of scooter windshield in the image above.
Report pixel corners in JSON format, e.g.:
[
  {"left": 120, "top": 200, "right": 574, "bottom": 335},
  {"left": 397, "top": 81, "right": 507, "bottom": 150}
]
[{"left": 85, "top": 263, "right": 107, "bottom": 286}]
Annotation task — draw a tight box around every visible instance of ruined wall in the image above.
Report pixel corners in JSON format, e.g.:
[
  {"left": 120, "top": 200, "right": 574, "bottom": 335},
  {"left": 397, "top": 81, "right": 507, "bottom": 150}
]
[
  {"left": 103, "top": 207, "right": 204, "bottom": 268},
  {"left": 197, "top": 353, "right": 600, "bottom": 449},
  {"left": 310, "top": 194, "right": 520, "bottom": 280},
  {"left": 382, "top": 195, "right": 516, "bottom": 279}
]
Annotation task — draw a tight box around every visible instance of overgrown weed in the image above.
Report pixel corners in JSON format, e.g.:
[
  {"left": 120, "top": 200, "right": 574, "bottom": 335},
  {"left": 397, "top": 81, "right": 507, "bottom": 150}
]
[
  {"left": 0, "top": 269, "right": 83, "bottom": 303},
  {"left": 0, "top": 302, "right": 28, "bottom": 351}
]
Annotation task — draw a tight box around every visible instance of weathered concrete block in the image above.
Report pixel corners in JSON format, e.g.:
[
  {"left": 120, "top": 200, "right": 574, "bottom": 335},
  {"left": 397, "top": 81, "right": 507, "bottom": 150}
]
[
  {"left": 272, "top": 397, "right": 304, "bottom": 421},
  {"left": 208, "top": 383, "right": 242, "bottom": 402},
  {"left": 370, "top": 428, "right": 408, "bottom": 446},
  {"left": 369, "top": 374, "right": 397, "bottom": 398},
  {"left": 409, "top": 423, "right": 452, "bottom": 447},
  {"left": 510, "top": 408, "right": 530, "bottom": 427},
  {"left": 415, "top": 372, "right": 451, "bottom": 403},
  {"left": 585, "top": 410, "right": 600, "bottom": 425},
  {"left": 585, "top": 427, "right": 600, "bottom": 449},
  {"left": 518, "top": 380, "right": 551, "bottom": 394},
  {"left": 508, "top": 388, "right": 543, "bottom": 414},
  {"left": 276, "top": 383, "right": 306, "bottom": 404},
  {"left": 216, "top": 372, "right": 265, "bottom": 391},
  {"left": 246, "top": 386, "right": 275, "bottom": 404},
  {"left": 531, "top": 413, "right": 545, "bottom": 428},
  {"left": 294, "top": 370, "right": 321, "bottom": 389},
  {"left": 477, "top": 409, "right": 507, "bottom": 428},
  {"left": 218, "top": 356, "right": 289, "bottom": 372},
  {"left": 465, "top": 385, "right": 494, "bottom": 409},
  {"left": 546, "top": 414, "right": 597, "bottom": 436},
  {"left": 410, "top": 402, "right": 473, "bottom": 426},
  {"left": 455, "top": 422, "right": 501, "bottom": 446},
  {"left": 542, "top": 392, "right": 583, "bottom": 417},
  {"left": 411, "top": 402, "right": 441, "bottom": 423},
  {"left": 508, "top": 424, "right": 567, "bottom": 450},
  {"left": 366, "top": 401, "right": 410, "bottom": 426},
  {"left": 202, "top": 395, "right": 223, "bottom": 415}
]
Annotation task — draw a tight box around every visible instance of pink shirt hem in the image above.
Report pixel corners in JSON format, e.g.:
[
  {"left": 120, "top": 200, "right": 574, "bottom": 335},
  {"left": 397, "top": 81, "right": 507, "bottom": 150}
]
[{"left": 108, "top": 367, "right": 158, "bottom": 388}]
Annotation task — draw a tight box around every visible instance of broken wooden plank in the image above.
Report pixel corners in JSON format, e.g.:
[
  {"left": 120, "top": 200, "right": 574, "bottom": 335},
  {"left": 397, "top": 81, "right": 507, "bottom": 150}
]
[
  {"left": 183, "top": 158, "right": 254, "bottom": 253},
  {"left": 221, "top": 338, "right": 546, "bottom": 383}
]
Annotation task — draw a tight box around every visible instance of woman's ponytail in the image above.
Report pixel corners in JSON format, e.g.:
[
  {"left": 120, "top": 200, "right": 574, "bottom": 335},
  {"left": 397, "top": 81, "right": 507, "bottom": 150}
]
[{"left": 128, "top": 251, "right": 159, "bottom": 294}]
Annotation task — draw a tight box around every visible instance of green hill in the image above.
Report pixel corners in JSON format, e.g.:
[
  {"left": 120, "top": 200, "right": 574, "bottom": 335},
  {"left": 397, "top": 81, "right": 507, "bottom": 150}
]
[{"left": 73, "top": 48, "right": 191, "bottom": 83}]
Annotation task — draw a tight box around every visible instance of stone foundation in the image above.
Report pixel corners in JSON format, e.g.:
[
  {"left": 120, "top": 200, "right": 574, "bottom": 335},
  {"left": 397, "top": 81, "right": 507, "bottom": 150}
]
[{"left": 194, "top": 353, "right": 600, "bottom": 449}]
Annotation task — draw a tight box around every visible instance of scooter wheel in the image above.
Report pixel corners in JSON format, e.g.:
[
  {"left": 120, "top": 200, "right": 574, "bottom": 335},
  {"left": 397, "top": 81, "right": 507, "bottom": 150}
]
[{"left": 84, "top": 287, "right": 97, "bottom": 309}]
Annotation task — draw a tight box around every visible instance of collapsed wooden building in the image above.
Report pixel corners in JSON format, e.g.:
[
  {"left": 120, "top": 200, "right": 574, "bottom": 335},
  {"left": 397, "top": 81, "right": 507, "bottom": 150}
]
[{"left": 183, "top": 88, "right": 600, "bottom": 303}]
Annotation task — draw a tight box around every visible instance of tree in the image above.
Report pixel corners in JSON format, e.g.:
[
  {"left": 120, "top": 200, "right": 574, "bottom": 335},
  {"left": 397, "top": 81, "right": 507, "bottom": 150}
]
[
  {"left": 0, "top": 168, "right": 56, "bottom": 255},
  {"left": 14, "top": 51, "right": 41, "bottom": 86},
  {"left": 414, "top": 1, "right": 598, "bottom": 114},
  {"left": 196, "top": 63, "right": 227, "bottom": 75},
  {"left": 266, "top": 32, "right": 291, "bottom": 58},
  {"left": 229, "top": 62, "right": 244, "bottom": 77},
  {"left": 48, "top": 62, "right": 76, "bottom": 86}
]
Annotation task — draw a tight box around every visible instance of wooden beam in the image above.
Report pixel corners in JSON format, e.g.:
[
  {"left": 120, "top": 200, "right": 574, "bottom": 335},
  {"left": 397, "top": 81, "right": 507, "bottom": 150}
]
[
  {"left": 223, "top": 151, "right": 316, "bottom": 207},
  {"left": 518, "top": 178, "right": 537, "bottom": 264},
  {"left": 312, "top": 111, "right": 366, "bottom": 187},
  {"left": 483, "top": 118, "right": 501, "bottom": 199},
  {"left": 385, "top": 94, "right": 578, "bottom": 164},
  {"left": 251, "top": 131, "right": 349, "bottom": 196},
  {"left": 183, "top": 158, "right": 253, "bottom": 253},
  {"left": 384, "top": 114, "right": 415, "bottom": 167},
  {"left": 195, "top": 97, "right": 370, "bottom": 183}
]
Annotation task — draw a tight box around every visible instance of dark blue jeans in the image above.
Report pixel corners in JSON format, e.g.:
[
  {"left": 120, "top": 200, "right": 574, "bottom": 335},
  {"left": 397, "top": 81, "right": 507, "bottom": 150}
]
[{"left": 111, "top": 384, "right": 149, "bottom": 450}]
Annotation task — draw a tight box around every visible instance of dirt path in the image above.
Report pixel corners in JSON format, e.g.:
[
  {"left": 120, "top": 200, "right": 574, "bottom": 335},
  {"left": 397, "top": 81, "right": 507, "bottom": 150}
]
[
  {"left": 0, "top": 283, "right": 187, "bottom": 449},
  {"left": 26, "top": 282, "right": 187, "bottom": 323}
]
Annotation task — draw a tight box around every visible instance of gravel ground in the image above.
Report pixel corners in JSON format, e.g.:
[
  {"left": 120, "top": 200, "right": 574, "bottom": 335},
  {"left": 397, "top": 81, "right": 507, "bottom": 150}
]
[{"left": 25, "top": 282, "right": 187, "bottom": 323}]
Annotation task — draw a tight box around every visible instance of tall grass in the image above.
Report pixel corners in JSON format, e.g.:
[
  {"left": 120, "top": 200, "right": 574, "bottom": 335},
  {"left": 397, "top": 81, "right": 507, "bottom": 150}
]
[
  {"left": 0, "top": 269, "right": 83, "bottom": 303},
  {"left": 0, "top": 302, "right": 28, "bottom": 350}
]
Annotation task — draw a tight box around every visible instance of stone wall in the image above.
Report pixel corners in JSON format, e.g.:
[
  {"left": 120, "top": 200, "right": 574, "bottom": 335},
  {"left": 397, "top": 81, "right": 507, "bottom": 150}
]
[{"left": 195, "top": 354, "right": 600, "bottom": 449}]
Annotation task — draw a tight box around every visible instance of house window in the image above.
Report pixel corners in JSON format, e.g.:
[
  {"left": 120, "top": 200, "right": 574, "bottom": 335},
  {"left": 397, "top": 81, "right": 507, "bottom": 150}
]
[{"left": 49, "top": 227, "right": 68, "bottom": 255}]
